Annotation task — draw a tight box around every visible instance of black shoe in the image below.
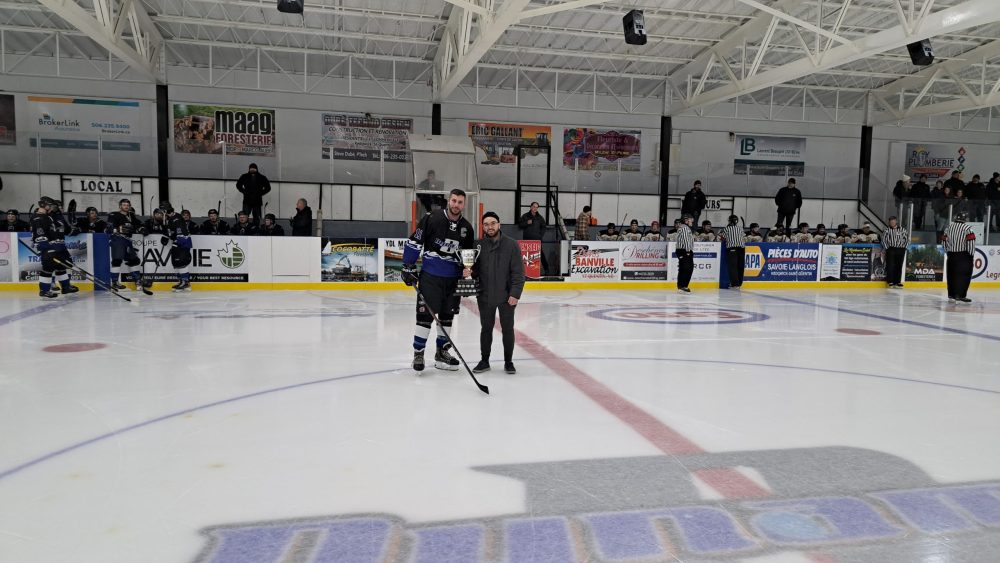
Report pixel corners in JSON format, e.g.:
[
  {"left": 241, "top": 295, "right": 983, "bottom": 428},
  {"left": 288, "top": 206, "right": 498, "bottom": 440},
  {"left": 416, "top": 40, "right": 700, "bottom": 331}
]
[
  {"left": 504, "top": 362, "right": 516, "bottom": 374},
  {"left": 957, "top": 297, "right": 972, "bottom": 303},
  {"left": 60, "top": 285, "right": 79, "bottom": 294},
  {"left": 412, "top": 350, "right": 425, "bottom": 372},
  {"left": 473, "top": 360, "right": 491, "bottom": 373}
]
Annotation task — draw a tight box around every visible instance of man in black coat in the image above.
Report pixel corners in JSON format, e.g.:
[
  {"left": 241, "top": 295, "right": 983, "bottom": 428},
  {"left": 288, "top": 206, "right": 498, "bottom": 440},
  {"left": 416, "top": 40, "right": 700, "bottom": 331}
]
[
  {"left": 518, "top": 201, "right": 548, "bottom": 275},
  {"left": 774, "top": 177, "right": 802, "bottom": 231},
  {"left": 291, "top": 198, "right": 313, "bottom": 236},
  {"left": 681, "top": 181, "right": 707, "bottom": 225},
  {"left": 910, "top": 174, "right": 931, "bottom": 229},
  {"left": 988, "top": 172, "right": 1000, "bottom": 232},
  {"left": 235, "top": 163, "right": 271, "bottom": 225},
  {"left": 472, "top": 211, "right": 525, "bottom": 375}
]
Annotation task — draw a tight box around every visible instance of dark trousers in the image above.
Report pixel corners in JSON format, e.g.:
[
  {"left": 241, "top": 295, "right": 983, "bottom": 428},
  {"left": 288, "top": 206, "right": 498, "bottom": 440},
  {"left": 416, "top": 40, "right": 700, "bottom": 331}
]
[
  {"left": 242, "top": 203, "right": 263, "bottom": 225},
  {"left": 727, "top": 247, "right": 745, "bottom": 287},
  {"left": 946, "top": 252, "right": 973, "bottom": 298},
  {"left": 677, "top": 249, "right": 695, "bottom": 289},
  {"left": 885, "top": 247, "right": 906, "bottom": 285},
  {"left": 478, "top": 300, "right": 516, "bottom": 362},
  {"left": 777, "top": 210, "right": 796, "bottom": 231}
]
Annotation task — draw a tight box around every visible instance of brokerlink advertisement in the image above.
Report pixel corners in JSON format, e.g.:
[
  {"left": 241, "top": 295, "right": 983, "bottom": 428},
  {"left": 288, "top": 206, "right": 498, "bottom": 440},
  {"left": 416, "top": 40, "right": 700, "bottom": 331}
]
[
  {"left": 28, "top": 95, "right": 143, "bottom": 151},
  {"left": 139, "top": 236, "right": 250, "bottom": 282}
]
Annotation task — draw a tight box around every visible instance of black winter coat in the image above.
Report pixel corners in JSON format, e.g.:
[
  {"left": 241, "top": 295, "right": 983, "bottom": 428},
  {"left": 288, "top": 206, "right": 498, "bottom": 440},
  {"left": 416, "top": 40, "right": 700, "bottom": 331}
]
[
  {"left": 291, "top": 207, "right": 313, "bottom": 236},
  {"left": 774, "top": 186, "right": 802, "bottom": 213},
  {"left": 236, "top": 172, "right": 272, "bottom": 205}
]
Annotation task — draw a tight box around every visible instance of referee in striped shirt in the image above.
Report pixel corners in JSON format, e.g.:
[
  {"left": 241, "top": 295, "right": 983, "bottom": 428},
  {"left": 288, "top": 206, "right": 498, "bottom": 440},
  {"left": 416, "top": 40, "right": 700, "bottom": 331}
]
[
  {"left": 676, "top": 214, "right": 695, "bottom": 293},
  {"left": 720, "top": 214, "right": 746, "bottom": 289},
  {"left": 881, "top": 216, "right": 909, "bottom": 288},
  {"left": 943, "top": 212, "right": 976, "bottom": 303}
]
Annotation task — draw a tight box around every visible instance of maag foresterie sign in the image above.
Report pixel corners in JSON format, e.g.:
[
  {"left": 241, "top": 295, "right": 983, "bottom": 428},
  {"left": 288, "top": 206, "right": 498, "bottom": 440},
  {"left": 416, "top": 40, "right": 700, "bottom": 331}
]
[
  {"left": 138, "top": 235, "right": 250, "bottom": 282},
  {"left": 66, "top": 176, "right": 137, "bottom": 194}
]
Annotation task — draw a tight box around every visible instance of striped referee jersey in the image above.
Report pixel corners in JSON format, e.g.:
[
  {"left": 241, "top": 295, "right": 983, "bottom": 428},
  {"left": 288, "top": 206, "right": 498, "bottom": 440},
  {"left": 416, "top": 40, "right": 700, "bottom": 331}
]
[
  {"left": 676, "top": 224, "right": 695, "bottom": 251},
  {"left": 943, "top": 222, "right": 976, "bottom": 255},
  {"left": 881, "top": 227, "right": 909, "bottom": 249},
  {"left": 720, "top": 224, "right": 746, "bottom": 248}
]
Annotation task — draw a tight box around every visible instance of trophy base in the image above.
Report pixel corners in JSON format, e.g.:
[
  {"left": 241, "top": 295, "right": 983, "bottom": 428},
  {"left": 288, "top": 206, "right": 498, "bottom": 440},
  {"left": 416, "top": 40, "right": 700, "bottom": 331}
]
[{"left": 455, "top": 278, "right": 479, "bottom": 297}]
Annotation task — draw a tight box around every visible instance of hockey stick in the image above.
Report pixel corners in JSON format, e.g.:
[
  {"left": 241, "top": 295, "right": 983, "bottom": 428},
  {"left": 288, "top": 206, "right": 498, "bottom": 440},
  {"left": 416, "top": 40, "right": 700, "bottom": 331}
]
[
  {"left": 110, "top": 232, "right": 154, "bottom": 295},
  {"left": 412, "top": 281, "right": 489, "bottom": 395},
  {"left": 17, "top": 238, "right": 133, "bottom": 303}
]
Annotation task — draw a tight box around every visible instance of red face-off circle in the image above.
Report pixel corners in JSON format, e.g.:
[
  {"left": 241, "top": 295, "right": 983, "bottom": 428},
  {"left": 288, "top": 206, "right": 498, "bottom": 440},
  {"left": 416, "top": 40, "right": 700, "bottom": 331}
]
[{"left": 42, "top": 343, "right": 109, "bottom": 353}]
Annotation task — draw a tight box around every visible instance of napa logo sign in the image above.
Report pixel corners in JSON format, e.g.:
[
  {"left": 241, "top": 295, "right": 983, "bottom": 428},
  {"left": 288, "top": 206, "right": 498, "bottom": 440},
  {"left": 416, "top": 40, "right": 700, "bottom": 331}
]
[{"left": 744, "top": 245, "right": 766, "bottom": 277}]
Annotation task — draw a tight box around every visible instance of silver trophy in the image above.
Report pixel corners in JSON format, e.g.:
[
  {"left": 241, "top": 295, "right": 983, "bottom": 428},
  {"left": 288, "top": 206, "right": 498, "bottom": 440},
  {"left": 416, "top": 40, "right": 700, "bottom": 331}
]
[{"left": 455, "top": 247, "right": 481, "bottom": 297}]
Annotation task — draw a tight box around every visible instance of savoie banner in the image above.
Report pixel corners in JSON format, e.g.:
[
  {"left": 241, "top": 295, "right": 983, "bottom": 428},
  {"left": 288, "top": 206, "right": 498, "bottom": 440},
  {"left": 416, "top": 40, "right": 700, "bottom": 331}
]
[
  {"left": 139, "top": 236, "right": 251, "bottom": 282},
  {"left": 17, "top": 233, "right": 93, "bottom": 282},
  {"left": 321, "top": 113, "right": 412, "bottom": 162},
  {"left": 734, "top": 135, "right": 806, "bottom": 176},
  {"left": 569, "top": 241, "right": 620, "bottom": 281},
  {"left": 744, "top": 243, "right": 820, "bottom": 282},
  {"left": 321, "top": 239, "right": 378, "bottom": 282},
  {"left": 562, "top": 128, "right": 641, "bottom": 171},
  {"left": 173, "top": 104, "right": 275, "bottom": 156},
  {"left": 28, "top": 95, "right": 142, "bottom": 151}
]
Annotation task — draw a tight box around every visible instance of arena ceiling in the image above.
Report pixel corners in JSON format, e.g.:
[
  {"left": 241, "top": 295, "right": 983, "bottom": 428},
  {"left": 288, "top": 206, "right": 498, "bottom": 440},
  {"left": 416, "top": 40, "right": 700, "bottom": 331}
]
[{"left": 2, "top": 0, "right": 1000, "bottom": 123}]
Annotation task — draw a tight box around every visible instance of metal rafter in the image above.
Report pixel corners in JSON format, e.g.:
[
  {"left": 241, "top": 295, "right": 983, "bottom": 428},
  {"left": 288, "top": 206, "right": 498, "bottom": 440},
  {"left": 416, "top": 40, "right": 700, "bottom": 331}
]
[
  {"left": 32, "top": 0, "right": 162, "bottom": 81},
  {"left": 870, "top": 37, "right": 1000, "bottom": 124},
  {"left": 668, "top": 0, "right": 1000, "bottom": 114}
]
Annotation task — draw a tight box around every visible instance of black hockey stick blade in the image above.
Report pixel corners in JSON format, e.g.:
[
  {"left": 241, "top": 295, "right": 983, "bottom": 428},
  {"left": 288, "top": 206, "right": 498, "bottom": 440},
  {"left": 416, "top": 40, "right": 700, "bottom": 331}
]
[{"left": 412, "top": 283, "right": 489, "bottom": 395}]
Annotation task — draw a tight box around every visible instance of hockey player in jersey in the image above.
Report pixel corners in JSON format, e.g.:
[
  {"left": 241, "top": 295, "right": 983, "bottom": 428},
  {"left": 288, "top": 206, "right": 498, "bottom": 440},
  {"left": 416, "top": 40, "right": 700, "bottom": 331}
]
[
  {"left": 231, "top": 211, "right": 258, "bottom": 235},
  {"left": 76, "top": 207, "right": 107, "bottom": 233},
  {"left": 163, "top": 202, "right": 193, "bottom": 291},
  {"left": 30, "top": 197, "right": 79, "bottom": 298},
  {"left": 621, "top": 219, "right": 643, "bottom": 241},
  {"left": 106, "top": 198, "right": 149, "bottom": 292},
  {"left": 401, "top": 189, "right": 476, "bottom": 372},
  {"left": 145, "top": 208, "right": 168, "bottom": 235}
]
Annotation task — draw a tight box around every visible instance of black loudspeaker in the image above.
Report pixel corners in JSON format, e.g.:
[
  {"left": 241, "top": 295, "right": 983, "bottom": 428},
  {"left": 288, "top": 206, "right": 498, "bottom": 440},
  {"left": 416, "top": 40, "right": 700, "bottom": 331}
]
[
  {"left": 277, "top": 0, "right": 304, "bottom": 14},
  {"left": 623, "top": 9, "right": 647, "bottom": 46},
  {"left": 907, "top": 39, "right": 934, "bottom": 65}
]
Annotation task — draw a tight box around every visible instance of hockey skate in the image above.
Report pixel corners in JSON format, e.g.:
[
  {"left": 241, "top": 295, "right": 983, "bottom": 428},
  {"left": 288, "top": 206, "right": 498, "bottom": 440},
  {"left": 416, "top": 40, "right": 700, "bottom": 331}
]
[
  {"left": 60, "top": 285, "right": 80, "bottom": 294},
  {"left": 435, "top": 345, "right": 460, "bottom": 371},
  {"left": 171, "top": 280, "right": 191, "bottom": 292},
  {"left": 39, "top": 289, "right": 59, "bottom": 299},
  {"left": 111, "top": 280, "right": 126, "bottom": 291},
  {"left": 412, "top": 350, "right": 425, "bottom": 372}
]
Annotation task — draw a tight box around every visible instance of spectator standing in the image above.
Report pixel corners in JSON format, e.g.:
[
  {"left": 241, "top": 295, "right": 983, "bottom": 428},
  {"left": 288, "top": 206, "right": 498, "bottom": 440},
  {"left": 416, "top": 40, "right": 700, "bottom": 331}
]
[
  {"left": 943, "top": 170, "right": 965, "bottom": 193},
  {"left": 518, "top": 201, "right": 548, "bottom": 274},
  {"left": 681, "top": 181, "right": 707, "bottom": 224},
  {"left": 932, "top": 183, "right": 950, "bottom": 233},
  {"left": 235, "top": 163, "right": 271, "bottom": 225},
  {"left": 988, "top": 172, "right": 1000, "bottom": 232},
  {"left": 575, "top": 206, "right": 593, "bottom": 240},
  {"left": 291, "top": 198, "right": 313, "bottom": 236},
  {"left": 910, "top": 174, "right": 931, "bottom": 229},
  {"left": 774, "top": 178, "right": 802, "bottom": 231},
  {"left": 966, "top": 174, "right": 987, "bottom": 222}
]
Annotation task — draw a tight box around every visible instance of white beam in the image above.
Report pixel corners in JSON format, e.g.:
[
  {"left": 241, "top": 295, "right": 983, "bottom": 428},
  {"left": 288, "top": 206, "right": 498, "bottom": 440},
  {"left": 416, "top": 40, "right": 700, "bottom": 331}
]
[
  {"left": 670, "top": 0, "right": 1000, "bottom": 114},
  {"left": 733, "top": 0, "right": 851, "bottom": 45},
  {"left": 434, "top": 0, "right": 531, "bottom": 102},
  {"left": 36, "top": 0, "right": 160, "bottom": 82},
  {"left": 519, "top": 0, "right": 613, "bottom": 20},
  {"left": 441, "top": 0, "right": 490, "bottom": 16}
]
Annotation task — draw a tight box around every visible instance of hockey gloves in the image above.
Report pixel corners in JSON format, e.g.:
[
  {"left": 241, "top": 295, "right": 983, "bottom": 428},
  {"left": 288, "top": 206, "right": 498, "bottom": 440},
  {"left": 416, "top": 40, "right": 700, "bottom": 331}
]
[{"left": 401, "top": 264, "right": 419, "bottom": 287}]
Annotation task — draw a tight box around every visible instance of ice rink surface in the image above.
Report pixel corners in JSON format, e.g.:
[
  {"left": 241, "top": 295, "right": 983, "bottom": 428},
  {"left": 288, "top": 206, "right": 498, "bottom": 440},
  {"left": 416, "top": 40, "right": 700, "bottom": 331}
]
[{"left": 1, "top": 287, "right": 999, "bottom": 563}]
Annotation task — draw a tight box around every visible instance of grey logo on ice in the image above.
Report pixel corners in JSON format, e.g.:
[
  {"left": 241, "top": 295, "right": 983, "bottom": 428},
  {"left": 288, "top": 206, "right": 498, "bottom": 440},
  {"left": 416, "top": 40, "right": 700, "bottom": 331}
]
[{"left": 193, "top": 447, "right": 1000, "bottom": 562}]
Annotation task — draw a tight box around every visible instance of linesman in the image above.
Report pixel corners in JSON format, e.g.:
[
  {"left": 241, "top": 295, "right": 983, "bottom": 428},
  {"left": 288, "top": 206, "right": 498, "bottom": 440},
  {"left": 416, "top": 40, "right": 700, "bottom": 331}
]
[
  {"left": 719, "top": 215, "right": 746, "bottom": 290},
  {"left": 881, "top": 216, "right": 909, "bottom": 289},
  {"left": 942, "top": 212, "right": 976, "bottom": 303},
  {"left": 676, "top": 214, "right": 695, "bottom": 294}
]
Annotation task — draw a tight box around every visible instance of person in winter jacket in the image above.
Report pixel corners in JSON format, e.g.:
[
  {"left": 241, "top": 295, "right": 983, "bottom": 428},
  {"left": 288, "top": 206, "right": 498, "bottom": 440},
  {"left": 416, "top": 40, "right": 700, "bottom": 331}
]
[
  {"left": 774, "top": 178, "right": 802, "bottom": 231},
  {"left": 235, "top": 163, "right": 271, "bottom": 225},
  {"left": 681, "top": 181, "right": 707, "bottom": 224},
  {"left": 291, "top": 198, "right": 313, "bottom": 236}
]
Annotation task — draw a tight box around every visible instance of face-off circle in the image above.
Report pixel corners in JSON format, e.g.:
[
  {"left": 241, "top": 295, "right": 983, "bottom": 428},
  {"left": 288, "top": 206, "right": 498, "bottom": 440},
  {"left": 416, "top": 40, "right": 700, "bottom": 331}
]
[
  {"left": 42, "top": 343, "right": 109, "bottom": 353},
  {"left": 589, "top": 306, "right": 769, "bottom": 325}
]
